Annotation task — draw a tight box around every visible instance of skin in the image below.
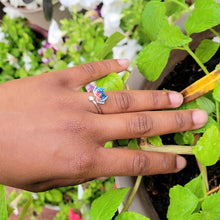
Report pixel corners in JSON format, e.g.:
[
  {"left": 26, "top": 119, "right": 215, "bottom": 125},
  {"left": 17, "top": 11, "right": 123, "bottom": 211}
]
[{"left": 0, "top": 59, "right": 208, "bottom": 192}]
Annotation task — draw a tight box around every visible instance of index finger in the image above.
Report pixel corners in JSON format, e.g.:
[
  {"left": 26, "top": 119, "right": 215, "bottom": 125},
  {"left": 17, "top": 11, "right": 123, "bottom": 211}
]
[{"left": 63, "top": 59, "right": 129, "bottom": 90}]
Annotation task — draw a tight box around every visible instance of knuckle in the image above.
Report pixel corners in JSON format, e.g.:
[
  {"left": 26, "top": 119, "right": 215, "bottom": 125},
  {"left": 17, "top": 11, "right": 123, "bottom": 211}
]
[
  {"left": 115, "top": 92, "right": 133, "bottom": 111},
  {"left": 131, "top": 152, "right": 150, "bottom": 175},
  {"left": 81, "top": 63, "right": 96, "bottom": 78},
  {"left": 175, "top": 112, "right": 185, "bottom": 128},
  {"left": 150, "top": 92, "right": 159, "bottom": 106},
  {"left": 128, "top": 113, "right": 153, "bottom": 137},
  {"left": 159, "top": 155, "right": 173, "bottom": 171},
  {"left": 62, "top": 118, "right": 87, "bottom": 134}
]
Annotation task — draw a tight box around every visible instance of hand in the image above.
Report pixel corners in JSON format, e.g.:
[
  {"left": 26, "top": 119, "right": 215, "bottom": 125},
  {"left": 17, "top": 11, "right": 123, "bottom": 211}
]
[{"left": 0, "top": 59, "right": 208, "bottom": 192}]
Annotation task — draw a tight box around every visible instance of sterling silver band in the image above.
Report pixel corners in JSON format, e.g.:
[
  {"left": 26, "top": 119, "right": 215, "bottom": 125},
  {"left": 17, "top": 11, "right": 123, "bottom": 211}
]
[{"left": 89, "top": 96, "right": 103, "bottom": 114}]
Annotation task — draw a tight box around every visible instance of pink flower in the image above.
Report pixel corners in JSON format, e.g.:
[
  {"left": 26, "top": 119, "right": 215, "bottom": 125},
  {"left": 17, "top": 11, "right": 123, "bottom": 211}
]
[
  {"left": 68, "top": 208, "right": 82, "bottom": 220},
  {"left": 38, "top": 41, "right": 57, "bottom": 64}
]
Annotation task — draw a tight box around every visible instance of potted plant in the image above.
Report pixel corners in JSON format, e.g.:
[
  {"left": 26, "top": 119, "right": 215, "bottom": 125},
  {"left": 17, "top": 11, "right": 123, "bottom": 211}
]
[{"left": 1, "top": 0, "right": 220, "bottom": 219}]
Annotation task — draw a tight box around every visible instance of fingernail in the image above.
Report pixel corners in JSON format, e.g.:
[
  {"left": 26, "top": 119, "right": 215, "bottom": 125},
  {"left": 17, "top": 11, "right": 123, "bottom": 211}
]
[
  {"left": 169, "top": 92, "right": 183, "bottom": 107},
  {"left": 117, "top": 59, "right": 129, "bottom": 67},
  {"left": 192, "top": 109, "right": 208, "bottom": 126},
  {"left": 176, "top": 156, "right": 186, "bottom": 170}
]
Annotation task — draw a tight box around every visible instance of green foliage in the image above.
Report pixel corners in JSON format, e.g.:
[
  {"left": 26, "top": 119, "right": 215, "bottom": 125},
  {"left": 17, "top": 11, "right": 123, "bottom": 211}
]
[
  {"left": 45, "top": 189, "right": 63, "bottom": 204},
  {"left": 200, "top": 191, "right": 220, "bottom": 218},
  {"left": 128, "top": 138, "right": 139, "bottom": 150},
  {"left": 137, "top": 40, "right": 172, "bottom": 81},
  {"left": 0, "top": 185, "right": 8, "bottom": 220},
  {"left": 193, "top": 125, "right": 220, "bottom": 166},
  {"left": 147, "top": 136, "right": 163, "bottom": 146},
  {"left": 167, "top": 185, "right": 199, "bottom": 220},
  {"left": 185, "top": 0, "right": 220, "bottom": 35},
  {"left": 195, "top": 39, "right": 219, "bottom": 64},
  {"left": 0, "top": 16, "right": 43, "bottom": 82},
  {"left": 213, "top": 81, "right": 220, "bottom": 102},
  {"left": 174, "top": 131, "right": 194, "bottom": 146},
  {"left": 164, "top": 0, "right": 187, "bottom": 17},
  {"left": 96, "top": 73, "right": 124, "bottom": 91},
  {"left": 90, "top": 188, "right": 130, "bottom": 220},
  {"left": 99, "top": 32, "right": 125, "bottom": 60},
  {"left": 115, "top": 211, "right": 150, "bottom": 220},
  {"left": 141, "top": 1, "right": 167, "bottom": 41}
]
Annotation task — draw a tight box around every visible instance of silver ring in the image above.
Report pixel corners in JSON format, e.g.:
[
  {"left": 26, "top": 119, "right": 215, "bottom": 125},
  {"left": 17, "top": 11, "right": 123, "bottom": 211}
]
[
  {"left": 89, "top": 96, "right": 103, "bottom": 114},
  {"left": 88, "top": 86, "right": 108, "bottom": 114}
]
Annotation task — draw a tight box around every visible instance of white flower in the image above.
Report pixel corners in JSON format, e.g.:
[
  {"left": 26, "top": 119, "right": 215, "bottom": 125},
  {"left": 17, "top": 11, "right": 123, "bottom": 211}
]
[
  {"left": 113, "top": 39, "right": 142, "bottom": 62},
  {"left": 59, "top": 0, "right": 101, "bottom": 11},
  {"left": 67, "top": 61, "right": 75, "bottom": 67},
  {"left": 77, "top": 184, "right": 84, "bottom": 200},
  {"left": 213, "top": 36, "right": 220, "bottom": 43},
  {"left": 103, "top": 12, "right": 122, "bottom": 36},
  {"left": 101, "top": 0, "right": 130, "bottom": 36},
  {"left": 0, "top": 27, "right": 8, "bottom": 44},
  {"left": 48, "top": 20, "right": 66, "bottom": 52},
  {"left": 3, "top": 7, "right": 24, "bottom": 19},
  {"left": 113, "top": 39, "right": 142, "bottom": 75},
  {"left": 7, "top": 54, "right": 20, "bottom": 69},
  {"left": 22, "top": 52, "right": 32, "bottom": 71}
]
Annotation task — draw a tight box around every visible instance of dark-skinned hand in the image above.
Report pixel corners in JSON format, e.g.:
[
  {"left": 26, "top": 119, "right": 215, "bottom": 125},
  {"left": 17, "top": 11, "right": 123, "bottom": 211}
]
[{"left": 0, "top": 59, "right": 208, "bottom": 192}]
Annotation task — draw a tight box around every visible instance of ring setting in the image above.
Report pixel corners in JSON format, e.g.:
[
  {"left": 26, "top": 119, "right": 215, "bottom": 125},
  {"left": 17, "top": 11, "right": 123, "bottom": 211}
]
[{"left": 88, "top": 86, "right": 108, "bottom": 114}]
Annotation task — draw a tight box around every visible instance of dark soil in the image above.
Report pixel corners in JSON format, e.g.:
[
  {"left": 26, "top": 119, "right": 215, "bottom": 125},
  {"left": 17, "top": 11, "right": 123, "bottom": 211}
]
[{"left": 143, "top": 48, "right": 220, "bottom": 220}]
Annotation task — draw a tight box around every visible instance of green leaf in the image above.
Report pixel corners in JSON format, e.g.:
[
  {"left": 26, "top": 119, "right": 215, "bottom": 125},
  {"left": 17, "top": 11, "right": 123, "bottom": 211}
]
[
  {"left": 104, "top": 141, "right": 113, "bottom": 148},
  {"left": 158, "top": 21, "right": 192, "bottom": 47},
  {"left": 147, "top": 136, "right": 163, "bottom": 146},
  {"left": 142, "top": 1, "right": 167, "bottom": 41},
  {"left": 188, "top": 213, "right": 202, "bottom": 220},
  {"left": 167, "top": 185, "right": 199, "bottom": 220},
  {"left": 177, "top": 96, "right": 215, "bottom": 115},
  {"left": 215, "top": 63, "right": 220, "bottom": 70},
  {"left": 115, "top": 212, "right": 150, "bottom": 220},
  {"left": 164, "top": 0, "right": 187, "bottom": 17},
  {"left": 195, "top": 39, "right": 219, "bottom": 63},
  {"left": 196, "top": 96, "right": 215, "bottom": 115},
  {"left": 174, "top": 131, "right": 194, "bottom": 145},
  {"left": 201, "top": 191, "right": 220, "bottom": 219},
  {"left": 185, "top": 175, "right": 204, "bottom": 199},
  {"left": 128, "top": 138, "right": 139, "bottom": 150},
  {"left": 0, "top": 185, "right": 8, "bottom": 220},
  {"left": 90, "top": 188, "right": 130, "bottom": 220},
  {"left": 18, "top": 195, "right": 33, "bottom": 220},
  {"left": 45, "top": 189, "right": 63, "bottom": 203},
  {"left": 185, "top": 0, "right": 220, "bottom": 35},
  {"left": 118, "top": 139, "right": 129, "bottom": 146},
  {"left": 213, "top": 81, "right": 220, "bottom": 102},
  {"left": 192, "top": 125, "right": 220, "bottom": 166},
  {"left": 96, "top": 73, "right": 124, "bottom": 91},
  {"left": 98, "top": 32, "right": 125, "bottom": 60},
  {"left": 137, "top": 40, "right": 172, "bottom": 81}
]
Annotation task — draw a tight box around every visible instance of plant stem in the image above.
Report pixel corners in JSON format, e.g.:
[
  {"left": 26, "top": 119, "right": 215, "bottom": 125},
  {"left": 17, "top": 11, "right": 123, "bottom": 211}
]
[
  {"left": 184, "top": 44, "right": 210, "bottom": 75},
  {"left": 139, "top": 144, "right": 194, "bottom": 155},
  {"left": 201, "top": 165, "right": 208, "bottom": 198},
  {"left": 121, "top": 176, "right": 143, "bottom": 213},
  {"left": 216, "top": 101, "right": 220, "bottom": 125},
  {"left": 210, "top": 28, "right": 220, "bottom": 39},
  {"left": 165, "top": 0, "right": 191, "bottom": 12}
]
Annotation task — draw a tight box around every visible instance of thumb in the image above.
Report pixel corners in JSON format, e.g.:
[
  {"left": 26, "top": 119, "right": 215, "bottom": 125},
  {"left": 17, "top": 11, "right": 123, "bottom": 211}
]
[{"left": 94, "top": 148, "right": 186, "bottom": 177}]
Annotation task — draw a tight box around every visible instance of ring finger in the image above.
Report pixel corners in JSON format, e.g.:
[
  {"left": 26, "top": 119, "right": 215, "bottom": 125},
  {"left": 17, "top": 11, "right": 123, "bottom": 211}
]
[{"left": 82, "top": 90, "right": 184, "bottom": 114}]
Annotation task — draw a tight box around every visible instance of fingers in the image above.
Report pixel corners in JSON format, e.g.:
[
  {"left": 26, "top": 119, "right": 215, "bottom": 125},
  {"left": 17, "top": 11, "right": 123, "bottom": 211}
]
[
  {"left": 95, "top": 109, "right": 208, "bottom": 142},
  {"left": 93, "top": 148, "right": 187, "bottom": 177},
  {"left": 88, "top": 90, "right": 183, "bottom": 114},
  {"left": 61, "top": 59, "right": 129, "bottom": 90}
]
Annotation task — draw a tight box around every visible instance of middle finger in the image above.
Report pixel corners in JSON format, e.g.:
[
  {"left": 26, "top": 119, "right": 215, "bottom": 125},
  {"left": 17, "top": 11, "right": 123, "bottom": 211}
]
[{"left": 94, "top": 109, "right": 208, "bottom": 142}]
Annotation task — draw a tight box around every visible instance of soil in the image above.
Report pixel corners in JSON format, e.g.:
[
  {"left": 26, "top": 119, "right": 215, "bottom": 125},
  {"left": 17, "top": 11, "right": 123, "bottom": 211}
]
[{"left": 143, "top": 48, "right": 220, "bottom": 220}]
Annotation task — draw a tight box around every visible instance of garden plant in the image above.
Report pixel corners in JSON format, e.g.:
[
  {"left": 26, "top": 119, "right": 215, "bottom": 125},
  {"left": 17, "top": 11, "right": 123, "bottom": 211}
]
[{"left": 0, "top": 0, "right": 220, "bottom": 219}]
